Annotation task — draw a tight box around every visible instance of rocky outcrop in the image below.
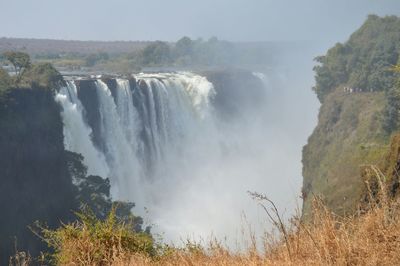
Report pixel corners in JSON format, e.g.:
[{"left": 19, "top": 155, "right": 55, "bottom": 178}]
[
  {"left": 360, "top": 133, "right": 400, "bottom": 201},
  {"left": 0, "top": 88, "right": 78, "bottom": 262},
  {"left": 302, "top": 87, "right": 388, "bottom": 219},
  {"left": 75, "top": 79, "right": 103, "bottom": 150},
  {"left": 202, "top": 69, "right": 266, "bottom": 119}
]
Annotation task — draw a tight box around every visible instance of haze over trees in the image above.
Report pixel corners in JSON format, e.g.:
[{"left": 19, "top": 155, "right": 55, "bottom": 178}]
[
  {"left": 0, "top": 36, "right": 284, "bottom": 73},
  {"left": 1, "top": 5, "right": 400, "bottom": 264}
]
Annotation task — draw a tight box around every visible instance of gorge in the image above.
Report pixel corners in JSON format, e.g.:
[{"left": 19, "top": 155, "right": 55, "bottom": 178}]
[{"left": 54, "top": 70, "right": 307, "bottom": 244}]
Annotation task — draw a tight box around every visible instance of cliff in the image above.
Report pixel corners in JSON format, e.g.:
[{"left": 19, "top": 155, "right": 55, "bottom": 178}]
[
  {"left": 202, "top": 69, "right": 266, "bottom": 119},
  {"left": 302, "top": 87, "right": 389, "bottom": 216},
  {"left": 302, "top": 15, "right": 400, "bottom": 218},
  {"left": 0, "top": 88, "right": 78, "bottom": 262}
]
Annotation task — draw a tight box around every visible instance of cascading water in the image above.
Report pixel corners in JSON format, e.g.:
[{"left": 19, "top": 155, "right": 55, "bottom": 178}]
[
  {"left": 57, "top": 72, "right": 218, "bottom": 211},
  {"left": 56, "top": 71, "right": 301, "bottom": 246},
  {"left": 94, "top": 80, "right": 144, "bottom": 202},
  {"left": 55, "top": 81, "right": 109, "bottom": 179}
]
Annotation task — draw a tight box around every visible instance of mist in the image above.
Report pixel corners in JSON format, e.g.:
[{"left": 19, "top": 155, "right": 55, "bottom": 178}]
[
  {"left": 139, "top": 47, "right": 321, "bottom": 246},
  {"left": 2, "top": 0, "right": 400, "bottom": 250}
]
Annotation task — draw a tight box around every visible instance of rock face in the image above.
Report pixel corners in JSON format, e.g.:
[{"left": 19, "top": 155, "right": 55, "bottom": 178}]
[
  {"left": 75, "top": 79, "right": 103, "bottom": 149},
  {"left": 73, "top": 70, "right": 267, "bottom": 172},
  {"left": 301, "top": 87, "right": 388, "bottom": 219},
  {"left": 361, "top": 133, "right": 400, "bottom": 200},
  {"left": 302, "top": 15, "right": 400, "bottom": 219},
  {"left": 0, "top": 89, "right": 77, "bottom": 263},
  {"left": 0, "top": 70, "right": 266, "bottom": 261},
  {"left": 202, "top": 69, "right": 266, "bottom": 119}
]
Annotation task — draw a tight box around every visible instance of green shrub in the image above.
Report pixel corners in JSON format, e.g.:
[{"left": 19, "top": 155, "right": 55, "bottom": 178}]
[
  {"left": 0, "top": 67, "right": 12, "bottom": 93},
  {"left": 36, "top": 207, "right": 155, "bottom": 265},
  {"left": 22, "top": 63, "right": 64, "bottom": 91},
  {"left": 313, "top": 15, "right": 400, "bottom": 102}
]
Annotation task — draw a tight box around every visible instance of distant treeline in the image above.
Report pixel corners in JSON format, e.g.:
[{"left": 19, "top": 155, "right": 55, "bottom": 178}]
[
  {"left": 0, "top": 37, "right": 289, "bottom": 72},
  {"left": 124, "top": 37, "right": 280, "bottom": 68},
  {"left": 0, "top": 37, "right": 150, "bottom": 55}
]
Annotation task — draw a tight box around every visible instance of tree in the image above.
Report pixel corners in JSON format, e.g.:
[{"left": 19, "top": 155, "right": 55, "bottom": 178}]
[
  {"left": 383, "top": 64, "right": 400, "bottom": 133},
  {"left": 312, "top": 15, "right": 400, "bottom": 102},
  {"left": 3, "top": 51, "right": 31, "bottom": 83},
  {"left": 173, "top": 37, "right": 194, "bottom": 65},
  {"left": 383, "top": 86, "right": 400, "bottom": 133},
  {"left": 65, "top": 151, "right": 146, "bottom": 232},
  {"left": 84, "top": 52, "right": 109, "bottom": 67},
  {"left": 175, "top": 36, "right": 194, "bottom": 57},
  {"left": 138, "top": 41, "right": 171, "bottom": 66},
  {"left": 22, "top": 62, "right": 64, "bottom": 90},
  {"left": 0, "top": 67, "right": 11, "bottom": 93}
]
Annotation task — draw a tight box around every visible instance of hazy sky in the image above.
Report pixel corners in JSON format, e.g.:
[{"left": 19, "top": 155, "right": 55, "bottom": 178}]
[{"left": 0, "top": 0, "right": 399, "bottom": 45}]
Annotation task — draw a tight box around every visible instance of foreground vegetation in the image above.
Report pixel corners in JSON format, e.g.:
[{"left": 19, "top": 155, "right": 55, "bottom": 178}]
[
  {"left": 13, "top": 168, "right": 400, "bottom": 265},
  {"left": 0, "top": 54, "right": 149, "bottom": 262},
  {"left": 4, "top": 13, "right": 400, "bottom": 266},
  {"left": 15, "top": 129, "right": 400, "bottom": 265}
]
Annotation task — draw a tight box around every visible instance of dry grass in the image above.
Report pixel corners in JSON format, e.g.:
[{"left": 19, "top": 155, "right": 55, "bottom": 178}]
[
  {"left": 28, "top": 167, "right": 400, "bottom": 266},
  {"left": 32, "top": 208, "right": 154, "bottom": 266},
  {"left": 119, "top": 200, "right": 400, "bottom": 266}
]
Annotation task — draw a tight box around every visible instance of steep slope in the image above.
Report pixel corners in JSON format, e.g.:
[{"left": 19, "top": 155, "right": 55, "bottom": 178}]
[
  {"left": 302, "top": 15, "right": 400, "bottom": 217},
  {"left": 302, "top": 88, "right": 388, "bottom": 216},
  {"left": 0, "top": 89, "right": 78, "bottom": 262}
]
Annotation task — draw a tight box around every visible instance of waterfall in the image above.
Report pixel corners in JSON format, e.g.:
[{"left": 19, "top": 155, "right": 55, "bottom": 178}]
[
  {"left": 94, "top": 80, "right": 144, "bottom": 202},
  {"left": 56, "top": 73, "right": 225, "bottom": 239},
  {"left": 55, "top": 81, "right": 109, "bottom": 179},
  {"left": 57, "top": 71, "right": 294, "bottom": 246},
  {"left": 56, "top": 73, "right": 216, "bottom": 205},
  {"left": 115, "top": 79, "right": 143, "bottom": 157},
  {"left": 134, "top": 73, "right": 217, "bottom": 168}
]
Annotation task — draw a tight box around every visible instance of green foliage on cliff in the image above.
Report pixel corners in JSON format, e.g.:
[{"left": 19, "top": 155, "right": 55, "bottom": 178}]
[
  {"left": 1, "top": 52, "right": 64, "bottom": 92},
  {"left": 0, "top": 87, "right": 146, "bottom": 262},
  {"left": 0, "top": 89, "right": 77, "bottom": 262},
  {"left": 66, "top": 151, "right": 148, "bottom": 233},
  {"left": 0, "top": 67, "right": 11, "bottom": 93},
  {"left": 313, "top": 15, "right": 400, "bottom": 102},
  {"left": 21, "top": 62, "right": 64, "bottom": 90},
  {"left": 302, "top": 88, "right": 389, "bottom": 217},
  {"left": 3, "top": 51, "right": 31, "bottom": 83},
  {"left": 383, "top": 85, "right": 400, "bottom": 133},
  {"left": 303, "top": 15, "right": 400, "bottom": 218},
  {"left": 361, "top": 133, "right": 400, "bottom": 199}
]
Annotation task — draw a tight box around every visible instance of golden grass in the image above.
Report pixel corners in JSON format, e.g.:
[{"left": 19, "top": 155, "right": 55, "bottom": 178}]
[
  {"left": 32, "top": 209, "right": 154, "bottom": 265},
  {"left": 118, "top": 200, "right": 400, "bottom": 266},
  {"left": 31, "top": 167, "right": 400, "bottom": 266}
]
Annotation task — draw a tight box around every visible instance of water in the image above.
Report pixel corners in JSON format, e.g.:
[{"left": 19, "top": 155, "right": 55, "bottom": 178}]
[
  {"left": 55, "top": 81, "right": 109, "bottom": 180},
  {"left": 56, "top": 71, "right": 304, "bottom": 246}
]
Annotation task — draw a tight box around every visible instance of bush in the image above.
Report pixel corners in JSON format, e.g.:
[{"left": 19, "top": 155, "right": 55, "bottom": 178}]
[
  {"left": 0, "top": 67, "right": 12, "bottom": 93},
  {"left": 21, "top": 63, "right": 64, "bottom": 90},
  {"left": 36, "top": 207, "right": 155, "bottom": 265},
  {"left": 313, "top": 15, "right": 400, "bottom": 102}
]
